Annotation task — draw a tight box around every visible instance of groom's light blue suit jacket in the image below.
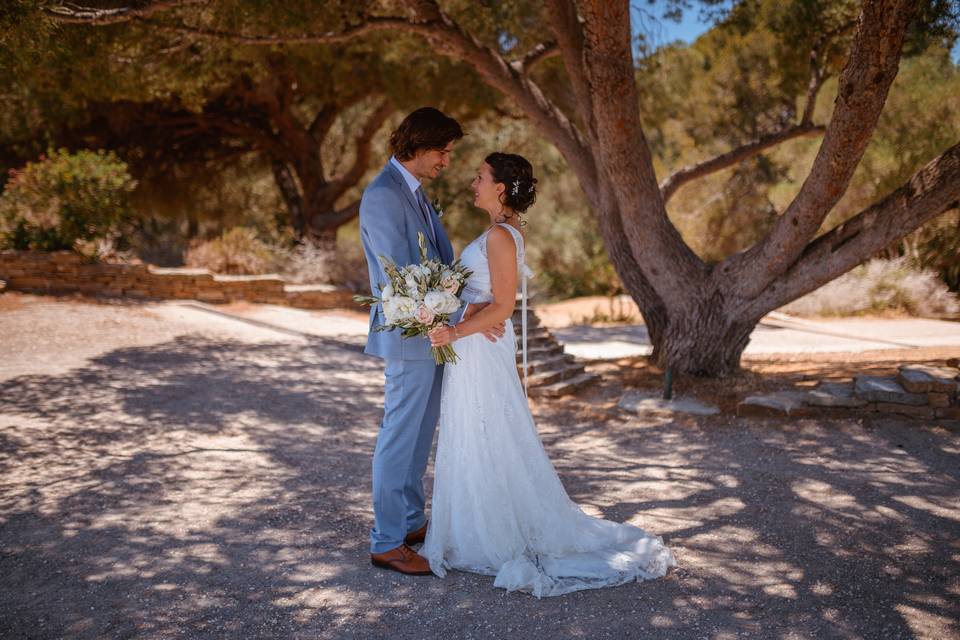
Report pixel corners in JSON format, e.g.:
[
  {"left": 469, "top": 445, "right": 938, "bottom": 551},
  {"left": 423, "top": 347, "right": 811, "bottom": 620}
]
[{"left": 360, "top": 160, "right": 457, "bottom": 361}]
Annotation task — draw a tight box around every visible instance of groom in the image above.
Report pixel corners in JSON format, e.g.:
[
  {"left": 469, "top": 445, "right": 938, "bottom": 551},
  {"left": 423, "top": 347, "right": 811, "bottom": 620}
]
[{"left": 359, "top": 107, "right": 502, "bottom": 575}]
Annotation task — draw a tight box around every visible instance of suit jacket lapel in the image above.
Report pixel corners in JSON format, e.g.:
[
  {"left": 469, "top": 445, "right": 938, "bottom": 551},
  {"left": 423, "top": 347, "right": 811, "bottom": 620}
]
[{"left": 384, "top": 162, "right": 439, "bottom": 257}]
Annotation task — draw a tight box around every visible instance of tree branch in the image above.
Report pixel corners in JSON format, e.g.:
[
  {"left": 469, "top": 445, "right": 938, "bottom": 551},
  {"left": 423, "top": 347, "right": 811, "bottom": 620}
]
[
  {"left": 388, "top": 0, "right": 593, "bottom": 177},
  {"left": 271, "top": 159, "right": 305, "bottom": 237},
  {"left": 511, "top": 41, "right": 560, "bottom": 73},
  {"left": 659, "top": 15, "right": 856, "bottom": 206},
  {"left": 577, "top": 0, "right": 706, "bottom": 297},
  {"left": 44, "top": 0, "right": 205, "bottom": 24},
  {"left": 724, "top": 0, "right": 917, "bottom": 298},
  {"left": 308, "top": 104, "right": 339, "bottom": 143},
  {"left": 660, "top": 123, "right": 826, "bottom": 203},
  {"left": 134, "top": 14, "right": 438, "bottom": 45},
  {"left": 745, "top": 140, "right": 960, "bottom": 316},
  {"left": 801, "top": 19, "right": 856, "bottom": 125},
  {"left": 544, "top": 0, "right": 595, "bottom": 143},
  {"left": 311, "top": 200, "right": 362, "bottom": 234},
  {"left": 327, "top": 97, "right": 394, "bottom": 201}
]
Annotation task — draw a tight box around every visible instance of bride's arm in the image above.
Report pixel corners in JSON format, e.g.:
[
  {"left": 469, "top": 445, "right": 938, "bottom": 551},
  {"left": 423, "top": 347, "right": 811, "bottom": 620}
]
[{"left": 429, "top": 226, "right": 518, "bottom": 346}]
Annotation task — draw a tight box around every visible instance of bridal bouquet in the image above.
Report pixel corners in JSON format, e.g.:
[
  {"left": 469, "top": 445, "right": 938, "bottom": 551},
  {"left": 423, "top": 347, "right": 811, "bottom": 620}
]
[{"left": 354, "top": 232, "right": 472, "bottom": 364}]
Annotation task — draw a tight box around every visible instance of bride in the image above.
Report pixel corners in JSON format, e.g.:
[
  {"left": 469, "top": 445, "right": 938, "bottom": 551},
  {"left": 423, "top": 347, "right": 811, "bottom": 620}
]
[{"left": 423, "top": 152, "right": 676, "bottom": 597}]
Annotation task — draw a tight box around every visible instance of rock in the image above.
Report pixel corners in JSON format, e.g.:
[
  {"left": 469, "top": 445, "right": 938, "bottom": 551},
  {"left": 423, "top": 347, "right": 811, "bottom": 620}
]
[
  {"left": 854, "top": 375, "right": 927, "bottom": 406},
  {"left": 805, "top": 382, "right": 866, "bottom": 408},
  {"left": 529, "top": 372, "right": 600, "bottom": 398},
  {"left": 619, "top": 391, "right": 720, "bottom": 416},
  {"left": 898, "top": 366, "right": 958, "bottom": 393},
  {"left": 927, "top": 393, "right": 951, "bottom": 408},
  {"left": 935, "top": 406, "right": 960, "bottom": 420},
  {"left": 874, "top": 403, "right": 935, "bottom": 420},
  {"left": 947, "top": 357, "right": 960, "bottom": 369},
  {"left": 737, "top": 391, "right": 811, "bottom": 417}
]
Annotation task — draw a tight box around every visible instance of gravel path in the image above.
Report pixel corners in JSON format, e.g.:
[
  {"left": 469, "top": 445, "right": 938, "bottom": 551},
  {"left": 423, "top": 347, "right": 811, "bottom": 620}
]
[{"left": 1, "top": 293, "right": 958, "bottom": 639}]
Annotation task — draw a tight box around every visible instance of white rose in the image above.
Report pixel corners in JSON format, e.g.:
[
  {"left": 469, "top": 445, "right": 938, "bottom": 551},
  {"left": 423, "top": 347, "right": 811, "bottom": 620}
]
[
  {"left": 404, "top": 273, "right": 420, "bottom": 297},
  {"left": 380, "top": 283, "right": 394, "bottom": 300},
  {"left": 424, "top": 291, "right": 461, "bottom": 315},
  {"left": 424, "top": 290, "right": 448, "bottom": 314},
  {"left": 395, "top": 296, "right": 417, "bottom": 319},
  {"left": 440, "top": 291, "right": 461, "bottom": 314},
  {"left": 383, "top": 295, "right": 416, "bottom": 324}
]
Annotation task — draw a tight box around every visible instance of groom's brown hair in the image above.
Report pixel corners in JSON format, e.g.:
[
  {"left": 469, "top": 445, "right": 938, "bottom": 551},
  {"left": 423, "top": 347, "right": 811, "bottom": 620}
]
[{"left": 390, "top": 107, "right": 464, "bottom": 161}]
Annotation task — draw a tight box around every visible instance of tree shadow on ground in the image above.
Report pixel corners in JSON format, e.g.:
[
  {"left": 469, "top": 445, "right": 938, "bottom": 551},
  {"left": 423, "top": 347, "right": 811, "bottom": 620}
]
[
  {"left": 533, "top": 377, "right": 960, "bottom": 639},
  {"left": 0, "top": 335, "right": 958, "bottom": 639}
]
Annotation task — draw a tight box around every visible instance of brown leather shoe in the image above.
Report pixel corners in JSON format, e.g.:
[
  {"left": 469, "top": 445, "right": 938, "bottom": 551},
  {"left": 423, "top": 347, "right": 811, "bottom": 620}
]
[
  {"left": 370, "top": 544, "right": 432, "bottom": 576},
  {"left": 404, "top": 521, "right": 428, "bottom": 546}
]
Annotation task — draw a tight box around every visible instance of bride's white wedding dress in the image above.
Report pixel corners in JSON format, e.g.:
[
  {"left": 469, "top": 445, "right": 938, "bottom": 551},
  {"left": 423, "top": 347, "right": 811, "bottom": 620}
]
[{"left": 421, "top": 223, "right": 676, "bottom": 598}]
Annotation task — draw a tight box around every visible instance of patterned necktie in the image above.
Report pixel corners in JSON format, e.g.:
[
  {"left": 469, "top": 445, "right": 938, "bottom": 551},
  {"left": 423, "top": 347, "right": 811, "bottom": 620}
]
[{"left": 416, "top": 187, "right": 436, "bottom": 244}]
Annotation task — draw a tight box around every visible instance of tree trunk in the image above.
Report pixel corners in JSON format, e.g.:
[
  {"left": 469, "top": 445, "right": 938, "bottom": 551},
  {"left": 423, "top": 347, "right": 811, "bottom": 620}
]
[
  {"left": 654, "top": 301, "right": 757, "bottom": 377},
  {"left": 304, "top": 226, "right": 337, "bottom": 253}
]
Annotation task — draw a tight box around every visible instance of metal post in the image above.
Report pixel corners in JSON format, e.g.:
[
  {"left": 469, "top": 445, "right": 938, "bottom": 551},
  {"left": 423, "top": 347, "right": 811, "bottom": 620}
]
[{"left": 663, "top": 367, "right": 673, "bottom": 400}]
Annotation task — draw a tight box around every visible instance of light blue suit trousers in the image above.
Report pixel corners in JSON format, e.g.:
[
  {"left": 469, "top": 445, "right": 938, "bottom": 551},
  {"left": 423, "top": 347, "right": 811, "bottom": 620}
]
[{"left": 370, "top": 358, "right": 443, "bottom": 553}]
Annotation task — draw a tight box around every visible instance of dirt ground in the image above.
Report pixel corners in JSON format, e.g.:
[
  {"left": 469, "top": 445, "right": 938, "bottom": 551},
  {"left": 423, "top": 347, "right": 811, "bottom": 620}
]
[{"left": 1, "top": 292, "right": 959, "bottom": 639}]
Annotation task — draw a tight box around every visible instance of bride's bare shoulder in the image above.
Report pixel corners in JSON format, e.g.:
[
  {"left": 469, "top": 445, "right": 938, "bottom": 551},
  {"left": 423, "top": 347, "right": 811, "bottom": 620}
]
[{"left": 486, "top": 225, "right": 518, "bottom": 251}]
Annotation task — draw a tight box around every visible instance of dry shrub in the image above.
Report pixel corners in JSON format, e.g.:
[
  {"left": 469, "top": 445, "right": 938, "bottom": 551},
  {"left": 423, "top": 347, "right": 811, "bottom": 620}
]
[
  {"left": 280, "top": 241, "right": 369, "bottom": 291},
  {"left": 184, "top": 227, "right": 281, "bottom": 275},
  {"left": 781, "top": 258, "right": 960, "bottom": 318}
]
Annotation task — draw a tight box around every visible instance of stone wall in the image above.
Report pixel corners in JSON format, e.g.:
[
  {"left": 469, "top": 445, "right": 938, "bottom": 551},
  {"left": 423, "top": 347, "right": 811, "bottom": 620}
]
[
  {"left": 738, "top": 364, "right": 960, "bottom": 421},
  {"left": 0, "top": 250, "right": 358, "bottom": 310}
]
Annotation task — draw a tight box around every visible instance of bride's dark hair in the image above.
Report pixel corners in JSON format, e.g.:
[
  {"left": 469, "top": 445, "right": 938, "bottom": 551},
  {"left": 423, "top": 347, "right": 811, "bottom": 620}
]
[{"left": 485, "top": 152, "right": 537, "bottom": 216}]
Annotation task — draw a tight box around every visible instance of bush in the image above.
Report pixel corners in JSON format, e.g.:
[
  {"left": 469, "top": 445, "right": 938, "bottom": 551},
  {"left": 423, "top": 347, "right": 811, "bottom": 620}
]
[
  {"left": 184, "top": 227, "right": 281, "bottom": 275},
  {"left": 781, "top": 258, "right": 960, "bottom": 318},
  {"left": 0, "top": 149, "right": 136, "bottom": 252},
  {"left": 279, "top": 240, "right": 369, "bottom": 291}
]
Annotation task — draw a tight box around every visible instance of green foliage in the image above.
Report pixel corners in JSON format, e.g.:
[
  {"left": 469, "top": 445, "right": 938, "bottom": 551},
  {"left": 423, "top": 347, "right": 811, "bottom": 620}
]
[
  {"left": 0, "top": 148, "right": 136, "bottom": 251},
  {"left": 1, "top": 0, "right": 958, "bottom": 307}
]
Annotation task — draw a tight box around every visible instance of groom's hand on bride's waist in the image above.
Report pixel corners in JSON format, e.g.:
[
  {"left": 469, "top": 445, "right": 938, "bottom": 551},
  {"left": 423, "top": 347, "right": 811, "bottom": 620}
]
[{"left": 463, "top": 302, "right": 506, "bottom": 342}]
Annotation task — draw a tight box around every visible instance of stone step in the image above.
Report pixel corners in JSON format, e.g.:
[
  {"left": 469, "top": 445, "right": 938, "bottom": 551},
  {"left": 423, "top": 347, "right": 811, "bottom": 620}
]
[
  {"left": 517, "top": 344, "right": 565, "bottom": 362},
  {"left": 805, "top": 382, "right": 867, "bottom": 408},
  {"left": 737, "top": 391, "right": 812, "bottom": 417},
  {"left": 516, "top": 334, "right": 555, "bottom": 348},
  {"left": 854, "top": 375, "right": 927, "bottom": 406},
  {"left": 511, "top": 311, "right": 541, "bottom": 327},
  {"left": 524, "top": 354, "right": 576, "bottom": 375},
  {"left": 521, "top": 362, "right": 587, "bottom": 387},
  {"left": 529, "top": 372, "right": 601, "bottom": 398},
  {"left": 897, "top": 365, "right": 959, "bottom": 394},
  {"left": 513, "top": 326, "right": 553, "bottom": 340}
]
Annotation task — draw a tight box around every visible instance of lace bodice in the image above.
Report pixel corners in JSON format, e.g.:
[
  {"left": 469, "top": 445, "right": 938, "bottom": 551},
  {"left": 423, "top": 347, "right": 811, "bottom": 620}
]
[{"left": 459, "top": 223, "right": 530, "bottom": 304}]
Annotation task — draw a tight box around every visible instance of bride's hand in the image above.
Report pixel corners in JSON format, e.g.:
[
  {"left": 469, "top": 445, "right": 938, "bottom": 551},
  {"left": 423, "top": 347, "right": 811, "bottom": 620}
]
[{"left": 429, "top": 324, "right": 458, "bottom": 347}]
